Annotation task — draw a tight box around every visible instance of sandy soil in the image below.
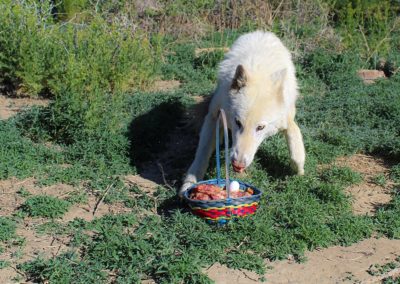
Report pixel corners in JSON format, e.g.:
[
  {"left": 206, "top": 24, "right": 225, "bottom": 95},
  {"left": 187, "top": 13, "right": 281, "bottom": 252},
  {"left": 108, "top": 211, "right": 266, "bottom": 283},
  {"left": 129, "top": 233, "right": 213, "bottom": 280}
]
[
  {"left": 334, "top": 154, "right": 395, "bottom": 215},
  {"left": 207, "top": 237, "right": 400, "bottom": 284},
  {"left": 0, "top": 177, "right": 135, "bottom": 283},
  {"left": 0, "top": 95, "right": 49, "bottom": 120},
  {"left": 146, "top": 79, "right": 181, "bottom": 92}
]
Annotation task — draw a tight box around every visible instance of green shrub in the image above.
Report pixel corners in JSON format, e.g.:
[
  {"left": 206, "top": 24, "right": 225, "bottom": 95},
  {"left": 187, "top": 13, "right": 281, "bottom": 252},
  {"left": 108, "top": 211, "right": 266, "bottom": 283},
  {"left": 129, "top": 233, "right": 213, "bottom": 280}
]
[
  {"left": 0, "top": 217, "right": 17, "bottom": 242},
  {"left": 20, "top": 195, "right": 70, "bottom": 219},
  {"left": 333, "top": 0, "right": 400, "bottom": 59},
  {"left": 0, "top": 1, "right": 158, "bottom": 97},
  {"left": 53, "top": 0, "right": 91, "bottom": 21},
  {"left": 0, "top": 0, "right": 160, "bottom": 147}
]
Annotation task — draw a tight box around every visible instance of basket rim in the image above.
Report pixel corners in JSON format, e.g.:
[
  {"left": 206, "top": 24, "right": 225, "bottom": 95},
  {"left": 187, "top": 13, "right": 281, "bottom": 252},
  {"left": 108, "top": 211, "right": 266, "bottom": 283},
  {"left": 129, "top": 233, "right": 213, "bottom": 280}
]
[{"left": 183, "top": 178, "right": 262, "bottom": 204}]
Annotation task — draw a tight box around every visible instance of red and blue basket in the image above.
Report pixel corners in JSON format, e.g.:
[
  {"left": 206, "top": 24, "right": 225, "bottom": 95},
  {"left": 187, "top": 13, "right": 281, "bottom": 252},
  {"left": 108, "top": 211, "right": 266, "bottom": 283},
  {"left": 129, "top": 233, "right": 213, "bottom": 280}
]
[{"left": 183, "top": 109, "right": 262, "bottom": 225}]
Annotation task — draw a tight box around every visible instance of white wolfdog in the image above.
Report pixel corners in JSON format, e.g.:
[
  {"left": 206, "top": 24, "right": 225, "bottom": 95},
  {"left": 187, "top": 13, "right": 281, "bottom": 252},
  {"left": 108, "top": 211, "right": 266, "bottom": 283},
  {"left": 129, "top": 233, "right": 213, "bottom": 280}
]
[{"left": 180, "top": 31, "right": 305, "bottom": 196}]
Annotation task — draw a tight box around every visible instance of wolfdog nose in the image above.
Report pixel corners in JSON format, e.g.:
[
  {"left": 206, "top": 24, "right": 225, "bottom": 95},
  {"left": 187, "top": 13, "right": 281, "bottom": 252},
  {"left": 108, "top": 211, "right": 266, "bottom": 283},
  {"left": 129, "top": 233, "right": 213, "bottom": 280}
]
[{"left": 232, "top": 159, "right": 245, "bottom": 173}]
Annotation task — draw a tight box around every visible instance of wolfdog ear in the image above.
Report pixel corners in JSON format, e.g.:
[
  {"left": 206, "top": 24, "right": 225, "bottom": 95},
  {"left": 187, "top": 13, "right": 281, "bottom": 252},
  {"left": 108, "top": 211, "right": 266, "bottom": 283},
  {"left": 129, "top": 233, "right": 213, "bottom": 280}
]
[
  {"left": 270, "top": 68, "right": 287, "bottom": 85},
  {"left": 231, "top": 65, "right": 247, "bottom": 91}
]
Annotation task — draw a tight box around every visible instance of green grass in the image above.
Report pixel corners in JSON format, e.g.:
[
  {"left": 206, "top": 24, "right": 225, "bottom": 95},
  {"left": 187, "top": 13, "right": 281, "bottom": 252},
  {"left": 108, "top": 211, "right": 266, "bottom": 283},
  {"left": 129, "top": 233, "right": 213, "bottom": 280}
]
[
  {"left": 19, "top": 173, "right": 375, "bottom": 283},
  {"left": 19, "top": 195, "right": 71, "bottom": 219},
  {"left": 5, "top": 43, "right": 400, "bottom": 284},
  {"left": 18, "top": 252, "right": 108, "bottom": 284},
  {"left": 3, "top": 49, "right": 400, "bottom": 284},
  {"left": 383, "top": 276, "right": 400, "bottom": 284},
  {"left": 0, "top": 260, "right": 10, "bottom": 269},
  {"left": 373, "top": 173, "right": 387, "bottom": 186},
  {"left": 16, "top": 187, "right": 31, "bottom": 198},
  {"left": 1, "top": 0, "right": 400, "bottom": 283},
  {"left": 0, "top": 217, "right": 16, "bottom": 242}
]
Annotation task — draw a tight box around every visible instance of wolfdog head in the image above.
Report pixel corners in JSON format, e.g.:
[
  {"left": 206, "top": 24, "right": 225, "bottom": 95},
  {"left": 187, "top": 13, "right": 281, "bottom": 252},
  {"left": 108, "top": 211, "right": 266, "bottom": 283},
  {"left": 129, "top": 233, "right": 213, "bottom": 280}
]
[{"left": 228, "top": 65, "right": 288, "bottom": 173}]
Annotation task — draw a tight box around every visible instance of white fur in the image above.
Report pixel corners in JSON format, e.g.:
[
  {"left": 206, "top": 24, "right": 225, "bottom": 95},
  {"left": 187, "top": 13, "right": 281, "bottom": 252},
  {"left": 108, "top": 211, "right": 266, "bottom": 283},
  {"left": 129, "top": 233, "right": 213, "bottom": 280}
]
[
  {"left": 180, "top": 31, "right": 305, "bottom": 196},
  {"left": 218, "top": 31, "right": 298, "bottom": 109}
]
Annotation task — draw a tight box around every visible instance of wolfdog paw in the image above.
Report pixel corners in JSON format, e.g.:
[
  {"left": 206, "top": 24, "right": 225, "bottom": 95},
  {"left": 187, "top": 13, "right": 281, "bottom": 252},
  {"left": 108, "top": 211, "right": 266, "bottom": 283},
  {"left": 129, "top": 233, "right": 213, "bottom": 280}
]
[
  {"left": 297, "top": 168, "right": 305, "bottom": 176},
  {"left": 178, "top": 179, "right": 196, "bottom": 198},
  {"left": 290, "top": 161, "right": 304, "bottom": 176}
]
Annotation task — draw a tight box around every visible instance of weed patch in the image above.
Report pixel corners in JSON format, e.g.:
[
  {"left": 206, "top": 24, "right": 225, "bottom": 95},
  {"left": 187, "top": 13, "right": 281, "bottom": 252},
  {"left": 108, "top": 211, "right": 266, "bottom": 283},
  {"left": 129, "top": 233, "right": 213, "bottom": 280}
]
[
  {"left": 375, "top": 162, "right": 400, "bottom": 238},
  {"left": 368, "top": 256, "right": 400, "bottom": 276},
  {"left": 0, "top": 260, "right": 10, "bottom": 269},
  {"left": 19, "top": 252, "right": 108, "bottom": 284},
  {"left": 20, "top": 195, "right": 70, "bottom": 219},
  {"left": 375, "top": 194, "right": 400, "bottom": 238},
  {"left": 0, "top": 217, "right": 16, "bottom": 242}
]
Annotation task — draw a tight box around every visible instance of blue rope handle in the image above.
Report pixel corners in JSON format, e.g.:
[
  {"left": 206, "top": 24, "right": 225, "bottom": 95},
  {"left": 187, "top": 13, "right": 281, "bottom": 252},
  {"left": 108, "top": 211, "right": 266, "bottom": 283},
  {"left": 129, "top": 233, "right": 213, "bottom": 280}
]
[{"left": 216, "top": 109, "right": 230, "bottom": 198}]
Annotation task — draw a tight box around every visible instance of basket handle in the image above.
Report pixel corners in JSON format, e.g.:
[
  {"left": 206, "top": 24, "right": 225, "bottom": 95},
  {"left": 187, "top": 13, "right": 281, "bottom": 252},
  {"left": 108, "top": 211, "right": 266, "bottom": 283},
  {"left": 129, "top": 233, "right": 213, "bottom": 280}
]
[{"left": 216, "top": 109, "right": 231, "bottom": 198}]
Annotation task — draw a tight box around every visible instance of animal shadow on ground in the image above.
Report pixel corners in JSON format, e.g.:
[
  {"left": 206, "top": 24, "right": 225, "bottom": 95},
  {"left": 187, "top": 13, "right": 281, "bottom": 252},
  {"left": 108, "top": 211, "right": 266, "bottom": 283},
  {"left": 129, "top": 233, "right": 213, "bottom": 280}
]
[
  {"left": 157, "top": 194, "right": 192, "bottom": 217},
  {"left": 256, "top": 147, "right": 294, "bottom": 180},
  {"left": 127, "top": 97, "right": 209, "bottom": 193}
]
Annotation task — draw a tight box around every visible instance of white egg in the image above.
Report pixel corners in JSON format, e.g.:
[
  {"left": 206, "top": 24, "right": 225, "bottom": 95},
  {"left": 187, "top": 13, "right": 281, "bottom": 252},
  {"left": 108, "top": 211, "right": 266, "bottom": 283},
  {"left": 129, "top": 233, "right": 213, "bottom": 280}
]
[{"left": 229, "top": 180, "right": 240, "bottom": 192}]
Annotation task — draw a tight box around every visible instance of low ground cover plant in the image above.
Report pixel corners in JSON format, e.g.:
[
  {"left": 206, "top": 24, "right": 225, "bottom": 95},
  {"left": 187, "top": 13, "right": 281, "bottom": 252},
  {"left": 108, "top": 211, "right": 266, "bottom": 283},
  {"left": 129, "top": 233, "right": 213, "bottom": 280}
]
[{"left": 0, "top": 0, "right": 399, "bottom": 283}]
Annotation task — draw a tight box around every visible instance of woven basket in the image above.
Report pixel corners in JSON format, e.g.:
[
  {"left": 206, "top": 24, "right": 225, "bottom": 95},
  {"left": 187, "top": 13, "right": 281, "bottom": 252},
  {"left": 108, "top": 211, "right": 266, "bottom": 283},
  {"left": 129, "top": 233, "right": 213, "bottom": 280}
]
[{"left": 183, "top": 109, "right": 262, "bottom": 225}]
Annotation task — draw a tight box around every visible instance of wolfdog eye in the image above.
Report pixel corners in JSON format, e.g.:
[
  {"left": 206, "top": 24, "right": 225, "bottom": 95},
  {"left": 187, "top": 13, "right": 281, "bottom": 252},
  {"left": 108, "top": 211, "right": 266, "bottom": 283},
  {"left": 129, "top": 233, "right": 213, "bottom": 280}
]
[
  {"left": 256, "top": 125, "right": 265, "bottom": 131},
  {"left": 235, "top": 118, "right": 242, "bottom": 129}
]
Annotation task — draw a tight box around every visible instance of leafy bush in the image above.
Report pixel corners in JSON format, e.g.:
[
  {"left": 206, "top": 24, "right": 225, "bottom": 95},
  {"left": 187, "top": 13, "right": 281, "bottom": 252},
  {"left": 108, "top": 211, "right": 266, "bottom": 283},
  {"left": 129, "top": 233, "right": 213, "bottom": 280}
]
[
  {"left": 0, "top": 0, "right": 160, "bottom": 148},
  {"left": 333, "top": 0, "right": 400, "bottom": 58},
  {"left": 0, "top": 217, "right": 16, "bottom": 242},
  {"left": 0, "top": 1, "right": 158, "bottom": 97},
  {"left": 20, "top": 195, "right": 70, "bottom": 219}
]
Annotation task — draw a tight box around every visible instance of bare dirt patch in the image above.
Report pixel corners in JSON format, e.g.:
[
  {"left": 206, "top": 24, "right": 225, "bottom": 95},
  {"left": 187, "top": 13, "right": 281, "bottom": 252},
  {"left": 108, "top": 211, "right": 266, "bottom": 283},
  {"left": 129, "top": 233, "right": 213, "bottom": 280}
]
[
  {"left": 265, "top": 237, "right": 400, "bottom": 284},
  {"left": 0, "top": 223, "right": 71, "bottom": 284},
  {"left": 124, "top": 174, "right": 159, "bottom": 193},
  {"left": 206, "top": 238, "right": 400, "bottom": 284},
  {"left": 146, "top": 80, "right": 181, "bottom": 93},
  {"left": 0, "top": 177, "right": 41, "bottom": 216},
  {"left": 206, "top": 154, "right": 399, "bottom": 283},
  {"left": 0, "top": 177, "right": 134, "bottom": 283},
  {"left": 0, "top": 177, "right": 133, "bottom": 221},
  {"left": 0, "top": 94, "right": 49, "bottom": 120},
  {"left": 206, "top": 263, "right": 260, "bottom": 284},
  {"left": 194, "top": 47, "right": 230, "bottom": 57},
  {"left": 334, "top": 154, "right": 394, "bottom": 215}
]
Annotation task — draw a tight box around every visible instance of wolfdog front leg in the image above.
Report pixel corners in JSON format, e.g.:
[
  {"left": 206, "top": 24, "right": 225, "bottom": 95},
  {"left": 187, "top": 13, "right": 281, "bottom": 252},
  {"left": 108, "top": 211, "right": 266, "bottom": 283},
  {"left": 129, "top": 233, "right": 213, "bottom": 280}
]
[
  {"left": 179, "top": 113, "right": 217, "bottom": 196},
  {"left": 284, "top": 117, "right": 305, "bottom": 176}
]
